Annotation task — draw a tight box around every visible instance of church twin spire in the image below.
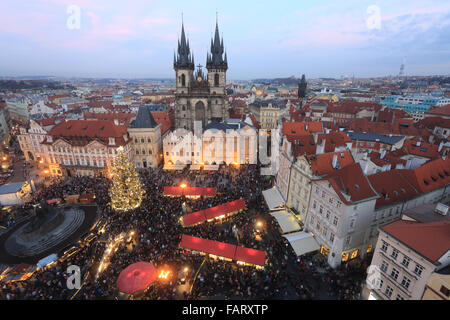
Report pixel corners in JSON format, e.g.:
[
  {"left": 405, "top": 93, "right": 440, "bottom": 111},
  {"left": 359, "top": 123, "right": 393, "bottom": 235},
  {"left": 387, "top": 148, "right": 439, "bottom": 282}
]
[
  {"left": 174, "top": 15, "right": 227, "bottom": 71},
  {"left": 174, "top": 20, "right": 194, "bottom": 69},
  {"left": 206, "top": 19, "right": 227, "bottom": 69}
]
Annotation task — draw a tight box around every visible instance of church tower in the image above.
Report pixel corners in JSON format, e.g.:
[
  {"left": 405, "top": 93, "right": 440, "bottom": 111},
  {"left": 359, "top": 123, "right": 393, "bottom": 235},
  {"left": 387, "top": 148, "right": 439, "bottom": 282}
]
[
  {"left": 174, "top": 20, "right": 194, "bottom": 129},
  {"left": 173, "top": 16, "right": 228, "bottom": 131},
  {"left": 298, "top": 74, "right": 307, "bottom": 99},
  {"left": 206, "top": 17, "right": 228, "bottom": 122}
]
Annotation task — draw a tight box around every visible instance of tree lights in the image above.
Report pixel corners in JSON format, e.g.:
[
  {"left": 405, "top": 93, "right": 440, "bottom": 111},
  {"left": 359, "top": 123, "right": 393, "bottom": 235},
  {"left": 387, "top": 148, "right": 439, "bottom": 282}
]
[{"left": 109, "top": 150, "right": 145, "bottom": 211}]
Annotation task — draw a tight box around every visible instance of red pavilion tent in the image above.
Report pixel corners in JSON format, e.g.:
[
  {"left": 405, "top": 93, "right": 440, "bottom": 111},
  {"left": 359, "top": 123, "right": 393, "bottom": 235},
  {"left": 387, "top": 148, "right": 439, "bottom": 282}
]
[
  {"left": 163, "top": 186, "right": 216, "bottom": 198},
  {"left": 181, "top": 199, "right": 246, "bottom": 227},
  {"left": 116, "top": 262, "right": 157, "bottom": 295},
  {"left": 179, "top": 235, "right": 266, "bottom": 267}
]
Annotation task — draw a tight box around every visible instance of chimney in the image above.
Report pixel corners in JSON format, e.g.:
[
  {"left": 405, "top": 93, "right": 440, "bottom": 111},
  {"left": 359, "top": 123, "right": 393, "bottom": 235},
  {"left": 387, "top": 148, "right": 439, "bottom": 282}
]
[
  {"left": 332, "top": 154, "right": 338, "bottom": 169},
  {"left": 380, "top": 149, "right": 386, "bottom": 159},
  {"left": 114, "top": 119, "right": 119, "bottom": 125},
  {"left": 317, "top": 138, "right": 326, "bottom": 154},
  {"left": 313, "top": 134, "right": 318, "bottom": 144},
  {"left": 416, "top": 140, "right": 421, "bottom": 147},
  {"left": 438, "top": 141, "right": 444, "bottom": 152}
]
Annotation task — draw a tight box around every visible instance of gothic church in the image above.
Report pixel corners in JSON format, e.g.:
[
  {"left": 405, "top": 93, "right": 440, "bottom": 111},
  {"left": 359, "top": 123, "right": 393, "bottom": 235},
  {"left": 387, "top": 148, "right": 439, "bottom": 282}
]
[{"left": 173, "top": 18, "right": 228, "bottom": 130}]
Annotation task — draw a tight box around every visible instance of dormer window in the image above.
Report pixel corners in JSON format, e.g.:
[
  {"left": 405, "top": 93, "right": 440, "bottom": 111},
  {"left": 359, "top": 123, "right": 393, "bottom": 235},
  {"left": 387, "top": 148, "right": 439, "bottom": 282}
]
[{"left": 109, "top": 137, "right": 116, "bottom": 146}]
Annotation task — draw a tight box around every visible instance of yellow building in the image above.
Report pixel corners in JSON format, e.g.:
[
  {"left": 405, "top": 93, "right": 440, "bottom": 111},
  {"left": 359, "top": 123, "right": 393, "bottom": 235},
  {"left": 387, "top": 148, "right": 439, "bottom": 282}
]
[{"left": 422, "top": 270, "right": 450, "bottom": 300}]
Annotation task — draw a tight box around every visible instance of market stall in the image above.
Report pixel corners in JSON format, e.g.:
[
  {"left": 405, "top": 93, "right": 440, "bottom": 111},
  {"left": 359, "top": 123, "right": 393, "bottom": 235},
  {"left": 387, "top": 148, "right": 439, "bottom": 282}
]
[
  {"left": 180, "top": 199, "right": 246, "bottom": 227},
  {"left": 282, "top": 231, "right": 320, "bottom": 257},
  {"left": 179, "top": 234, "right": 266, "bottom": 268},
  {"left": 163, "top": 186, "right": 216, "bottom": 198}
]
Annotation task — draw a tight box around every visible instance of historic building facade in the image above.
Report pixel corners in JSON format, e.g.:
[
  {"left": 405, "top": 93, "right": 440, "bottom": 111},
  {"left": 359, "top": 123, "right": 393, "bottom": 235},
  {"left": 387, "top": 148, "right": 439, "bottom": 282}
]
[
  {"left": 128, "top": 105, "right": 162, "bottom": 169},
  {"left": 173, "top": 19, "right": 228, "bottom": 131}
]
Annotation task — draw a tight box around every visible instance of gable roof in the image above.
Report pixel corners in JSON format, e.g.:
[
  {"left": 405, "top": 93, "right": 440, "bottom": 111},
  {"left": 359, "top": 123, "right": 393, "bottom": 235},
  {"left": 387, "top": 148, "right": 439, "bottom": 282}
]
[
  {"left": 400, "top": 157, "right": 450, "bottom": 194},
  {"left": 368, "top": 170, "right": 419, "bottom": 209},
  {"left": 381, "top": 220, "right": 450, "bottom": 263},
  {"left": 129, "top": 105, "right": 158, "bottom": 129},
  {"left": 324, "top": 162, "right": 379, "bottom": 205},
  {"left": 283, "top": 121, "right": 323, "bottom": 138},
  {"left": 47, "top": 120, "right": 128, "bottom": 146},
  {"left": 306, "top": 150, "right": 355, "bottom": 177},
  {"left": 316, "top": 131, "right": 352, "bottom": 152},
  {"left": 402, "top": 139, "right": 441, "bottom": 159}
]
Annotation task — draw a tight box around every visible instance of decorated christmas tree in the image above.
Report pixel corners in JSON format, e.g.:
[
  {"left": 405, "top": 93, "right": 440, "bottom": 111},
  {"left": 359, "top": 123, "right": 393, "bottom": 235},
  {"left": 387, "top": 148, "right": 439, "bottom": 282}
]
[{"left": 109, "top": 149, "right": 145, "bottom": 211}]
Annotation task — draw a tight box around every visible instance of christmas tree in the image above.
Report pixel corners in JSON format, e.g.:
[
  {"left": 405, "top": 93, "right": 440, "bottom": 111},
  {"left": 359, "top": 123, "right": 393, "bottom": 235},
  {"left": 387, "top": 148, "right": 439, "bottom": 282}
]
[{"left": 109, "top": 149, "right": 145, "bottom": 211}]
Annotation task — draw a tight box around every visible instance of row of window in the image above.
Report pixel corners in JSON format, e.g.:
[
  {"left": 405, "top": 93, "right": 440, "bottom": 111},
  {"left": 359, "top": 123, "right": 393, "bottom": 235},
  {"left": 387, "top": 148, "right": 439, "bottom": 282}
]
[
  {"left": 136, "top": 149, "right": 153, "bottom": 155},
  {"left": 312, "top": 201, "right": 339, "bottom": 226},
  {"left": 134, "top": 137, "right": 152, "bottom": 144},
  {"left": 315, "top": 187, "right": 342, "bottom": 209},
  {"left": 380, "top": 261, "right": 412, "bottom": 291},
  {"left": 380, "top": 240, "right": 424, "bottom": 277}
]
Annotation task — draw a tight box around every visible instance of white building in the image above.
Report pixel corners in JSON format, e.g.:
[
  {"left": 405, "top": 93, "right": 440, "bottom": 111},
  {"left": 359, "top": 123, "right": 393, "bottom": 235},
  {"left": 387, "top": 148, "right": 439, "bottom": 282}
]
[
  {"left": 163, "top": 121, "right": 257, "bottom": 167},
  {"left": 305, "top": 162, "right": 380, "bottom": 268},
  {"left": 366, "top": 219, "right": 450, "bottom": 300}
]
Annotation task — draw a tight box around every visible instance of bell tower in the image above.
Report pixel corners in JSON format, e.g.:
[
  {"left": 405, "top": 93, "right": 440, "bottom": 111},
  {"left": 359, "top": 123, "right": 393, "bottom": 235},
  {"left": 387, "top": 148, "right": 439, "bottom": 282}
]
[
  {"left": 174, "top": 18, "right": 195, "bottom": 129},
  {"left": 206, "top": 14, "right": 228, "bottom": 121},
  {"left": 174, "top": 20, "right": 194, "bottom": 95}
]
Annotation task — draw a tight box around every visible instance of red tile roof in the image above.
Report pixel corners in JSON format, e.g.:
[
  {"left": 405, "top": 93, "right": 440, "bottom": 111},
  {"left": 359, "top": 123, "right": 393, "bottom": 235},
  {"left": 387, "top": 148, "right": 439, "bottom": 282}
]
[
  {"left": 418, "top": 116, "right": 450, "bottom": 130},
  {"left": 400, "top": 157, "right": 450, "bottom": 194},
  {"left": 84, "top": 112, "right": 136, "bottom": 126},
  {"left": 426, "top": 104, "right": 450, "bottom": 117},
  {"left": 324, "top": 163, "right": 379, "bottom": 205},
  {"left": 47, "top": 120, "right": 128, "bottom": 146},
  {"left": 151, "top": 111, "right": 173, "bottom": 135},
  {"left": 307, "top": 150, "right": 355, "bottom": 177},
  {"left": 286, "top": 135, "right": 316, "bottom": 157},
  {"left": 346, "top": 118, "right": 429, "bottom": 138},
  {"left": 368, "top": 170, "right": 419, "bottom": 208},
  {"left": 282, "top": 121, "right": 323, "bottom": 138},
  {"left": 36, "top": 116, "right": 64, "bottom": 127},
  {"left": 381, "top": 220, "right": 450, "bottom": 263},
  {"left": 368, "top": 151, "right": 407, "bottom": 168},
  {"left": 402, "top": 139, "right": 441, "bottom": 159},
  {"left": 316, "top": 131, "right": 352, "bottom": 153}
]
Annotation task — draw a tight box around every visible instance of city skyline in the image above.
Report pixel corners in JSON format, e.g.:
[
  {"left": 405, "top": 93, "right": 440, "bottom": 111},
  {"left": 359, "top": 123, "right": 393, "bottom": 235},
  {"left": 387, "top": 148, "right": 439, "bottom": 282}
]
[{"left": 1, "top": 0, "right": 450, "bottom": 79}]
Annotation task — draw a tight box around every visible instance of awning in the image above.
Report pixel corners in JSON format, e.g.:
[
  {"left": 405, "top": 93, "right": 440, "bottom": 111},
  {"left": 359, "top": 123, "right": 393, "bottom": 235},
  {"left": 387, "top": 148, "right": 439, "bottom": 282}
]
[
  {"left": 179, "top": 235, "right": 266, "bottom": 267},
  {"left": 283, "top": 231, "right": 320, "bottom": 256},
  {"left": 190, "top": 164, "right": 202, "bottom": 171},
  {"left": 163, "top": 164, "right": 185, "bottom": 171},
  {"left": 37, "top": 254, "right": 58, "bottom": 268},
  {"left": 181, "top": 199, "right": 246, "bottom": 227},
  {"left": 269, "top": 210, "right": 301, "bottom": 234},
  {"left": 262, "top": 187, "right": 285, "bottom": 211},
  {"left": 163, "top": 186, "right": 216, "bottom": 197},
  {"left": 234, "top": 246, "right": 266, "bottom": 267},
  {"left": 203, "top": 164, "right": 219, "bottom": 171}
]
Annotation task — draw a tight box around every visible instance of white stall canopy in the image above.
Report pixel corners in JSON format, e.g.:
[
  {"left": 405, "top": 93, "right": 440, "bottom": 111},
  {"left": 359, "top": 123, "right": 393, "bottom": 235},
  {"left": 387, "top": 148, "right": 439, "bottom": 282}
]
[
  {"left": 283, "top": 231, "right": 320, "bottom": 256},
  {"left": 269, "top": 210, "right": 301, "bottom": 234},
  {"left": 262, "top": 187, "right": 285, "bottom": 211}
]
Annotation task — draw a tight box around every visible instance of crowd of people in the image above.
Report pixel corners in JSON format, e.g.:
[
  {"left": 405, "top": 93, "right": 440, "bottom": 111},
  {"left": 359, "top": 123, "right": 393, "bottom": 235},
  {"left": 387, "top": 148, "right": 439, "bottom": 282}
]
[{"left": 0, "top": 164, "right": 365, "bottom": 300}]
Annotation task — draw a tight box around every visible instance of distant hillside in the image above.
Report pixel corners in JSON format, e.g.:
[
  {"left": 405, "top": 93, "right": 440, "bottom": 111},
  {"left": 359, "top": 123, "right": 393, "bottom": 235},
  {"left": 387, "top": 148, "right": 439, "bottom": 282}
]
[
  {"left": 251, "top": 76, "right": 300, "bottom": 86},
  {"left": 0, "top": 80, "right": 73, "bottom": 91}
]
